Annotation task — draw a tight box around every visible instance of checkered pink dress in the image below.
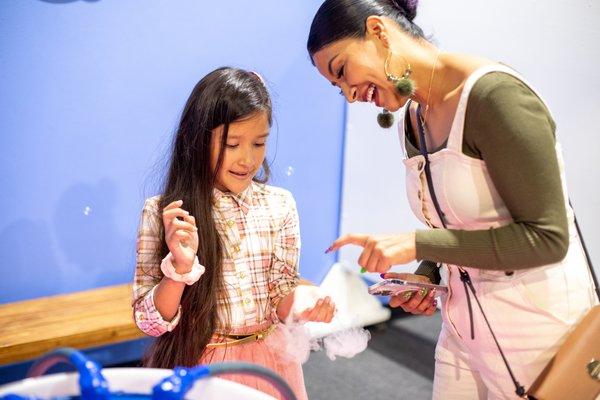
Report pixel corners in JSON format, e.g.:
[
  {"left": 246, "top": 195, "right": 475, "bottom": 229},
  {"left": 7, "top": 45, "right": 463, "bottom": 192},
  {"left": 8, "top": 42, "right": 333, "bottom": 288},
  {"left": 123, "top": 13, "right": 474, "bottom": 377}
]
[{"left": 132, "top": 182, "right": 307, "bottom": 400}]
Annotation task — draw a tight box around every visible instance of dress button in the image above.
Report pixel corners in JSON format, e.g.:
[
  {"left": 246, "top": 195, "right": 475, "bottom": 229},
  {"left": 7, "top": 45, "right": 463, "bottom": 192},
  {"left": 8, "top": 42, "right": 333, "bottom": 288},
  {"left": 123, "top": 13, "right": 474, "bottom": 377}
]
[
  {"left": 244, "top": 298, "right": 251, "bottom": 305},
  {"left": 238, "top": 272, "right": 246, "bottom": 279},
  {"left": 227, "top": 220, "right": 235, "bottom": 227},
  {"left": 233, "top": 244, "right": 241, "bottom": 253}
]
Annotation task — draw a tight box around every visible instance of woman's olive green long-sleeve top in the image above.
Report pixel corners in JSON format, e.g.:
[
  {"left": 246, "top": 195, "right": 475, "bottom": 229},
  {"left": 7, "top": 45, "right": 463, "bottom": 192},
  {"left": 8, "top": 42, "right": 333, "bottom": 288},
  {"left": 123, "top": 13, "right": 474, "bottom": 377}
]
[{"left": 404, "top": 72, "right": 569, "bottom": 283}]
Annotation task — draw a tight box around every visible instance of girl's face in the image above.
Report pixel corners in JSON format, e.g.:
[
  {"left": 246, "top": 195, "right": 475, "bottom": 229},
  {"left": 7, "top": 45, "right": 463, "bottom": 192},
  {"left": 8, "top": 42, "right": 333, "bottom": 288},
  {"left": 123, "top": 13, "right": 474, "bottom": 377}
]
[
  {"left": 211, "top": 111, "right": 269, "bottom": 194},
  {"left": 311, "top": 23, "right": 410, "bottom": 112}
]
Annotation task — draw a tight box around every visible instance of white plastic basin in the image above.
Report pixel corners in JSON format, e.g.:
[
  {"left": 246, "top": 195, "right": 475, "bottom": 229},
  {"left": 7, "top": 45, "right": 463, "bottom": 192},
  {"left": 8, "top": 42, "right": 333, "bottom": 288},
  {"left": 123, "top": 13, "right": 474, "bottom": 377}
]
[{"left": 0, "top": 367, "right": 276, "bottom": 399}]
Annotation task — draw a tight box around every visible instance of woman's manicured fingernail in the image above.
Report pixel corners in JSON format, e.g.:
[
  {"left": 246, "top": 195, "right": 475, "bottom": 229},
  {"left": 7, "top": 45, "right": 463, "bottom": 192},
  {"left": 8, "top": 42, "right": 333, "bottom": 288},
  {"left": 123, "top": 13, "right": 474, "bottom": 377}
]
[
  {"left": 324, "top": 247, "right": 332, "bottom": 254},
  {"left": 403, "top": 292, "right": 413, "bottom": 300},
  {"left": 380, "top": 273, "right": 386, "bottom": 279},
  {"left": 360, "top": 267, "right": 367, "bottom": 273},
  {"left": 428, "top": 289, "right": 435, "bottom": 297},
  {"left": 419, "top": 288, "right": 428, "bottom": 296}
]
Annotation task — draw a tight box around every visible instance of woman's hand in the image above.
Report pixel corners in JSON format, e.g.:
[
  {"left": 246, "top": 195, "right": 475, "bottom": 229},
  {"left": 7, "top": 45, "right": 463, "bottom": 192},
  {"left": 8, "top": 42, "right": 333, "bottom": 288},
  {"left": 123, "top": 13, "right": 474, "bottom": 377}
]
[
  {"left": 326, "top": 232, "right": 417, "bottom": 273},
  {"left": 162, "top": 200, "right": 199, "bottom": 273},
  {"left": 384, "top": 272, "right": 437, "bottom": 316}
]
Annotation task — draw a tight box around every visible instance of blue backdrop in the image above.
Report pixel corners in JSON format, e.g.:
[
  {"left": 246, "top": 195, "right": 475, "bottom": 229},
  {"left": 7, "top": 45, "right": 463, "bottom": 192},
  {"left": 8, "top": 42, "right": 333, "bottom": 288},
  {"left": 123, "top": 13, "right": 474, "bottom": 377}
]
[{"left": 0, "top": 0, "right": 345, "bottom": 303}]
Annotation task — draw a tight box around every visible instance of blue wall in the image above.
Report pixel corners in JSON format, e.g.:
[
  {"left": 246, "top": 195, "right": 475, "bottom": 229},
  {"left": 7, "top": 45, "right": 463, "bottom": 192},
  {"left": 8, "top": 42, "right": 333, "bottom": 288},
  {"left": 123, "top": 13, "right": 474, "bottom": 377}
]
[{"left": 0, "top": 0, "right": 345, "bottom": 303}]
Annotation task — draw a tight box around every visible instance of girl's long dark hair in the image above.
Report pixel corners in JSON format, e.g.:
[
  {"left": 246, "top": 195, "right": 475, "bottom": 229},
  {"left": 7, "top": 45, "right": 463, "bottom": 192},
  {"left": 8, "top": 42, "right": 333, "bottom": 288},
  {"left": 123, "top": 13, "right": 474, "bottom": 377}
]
[
  {"left": 144, "top": 67, "right": 272, "bottom": 368},
  {"left": 307, "top": 0, "right": 424, "bottom": 58}
]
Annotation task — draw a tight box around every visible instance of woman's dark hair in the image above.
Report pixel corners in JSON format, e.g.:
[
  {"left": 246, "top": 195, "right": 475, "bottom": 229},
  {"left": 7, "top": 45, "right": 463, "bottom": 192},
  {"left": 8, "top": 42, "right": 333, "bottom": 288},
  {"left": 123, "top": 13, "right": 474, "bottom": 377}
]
[
  {"left": 143, "top": 67, "right": 272, "bottom": 368},
  {"left": 307, "top": 0, "right": 424, "bottom": 58}
]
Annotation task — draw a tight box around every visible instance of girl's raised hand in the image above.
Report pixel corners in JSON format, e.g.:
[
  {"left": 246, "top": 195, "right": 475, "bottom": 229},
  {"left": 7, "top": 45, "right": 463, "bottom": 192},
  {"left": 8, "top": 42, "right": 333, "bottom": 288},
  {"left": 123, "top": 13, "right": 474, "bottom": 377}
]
[{"left": 162, "top": 200, "right": 199, "bottom": 273}]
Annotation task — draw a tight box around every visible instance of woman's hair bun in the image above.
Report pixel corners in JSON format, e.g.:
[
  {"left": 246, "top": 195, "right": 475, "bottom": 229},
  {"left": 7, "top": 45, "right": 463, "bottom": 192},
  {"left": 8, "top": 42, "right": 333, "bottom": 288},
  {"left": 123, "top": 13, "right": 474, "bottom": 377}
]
[{"left": 391, "top": 0, "right": 419, "bottom": 21}]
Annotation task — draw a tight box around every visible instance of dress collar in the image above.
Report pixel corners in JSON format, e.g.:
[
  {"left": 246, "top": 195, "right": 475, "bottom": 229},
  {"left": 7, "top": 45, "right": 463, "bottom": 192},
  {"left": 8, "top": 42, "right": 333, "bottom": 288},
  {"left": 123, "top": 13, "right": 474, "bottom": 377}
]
[{"left": 213, "top": 183, "right": 254, "bottom": 215}]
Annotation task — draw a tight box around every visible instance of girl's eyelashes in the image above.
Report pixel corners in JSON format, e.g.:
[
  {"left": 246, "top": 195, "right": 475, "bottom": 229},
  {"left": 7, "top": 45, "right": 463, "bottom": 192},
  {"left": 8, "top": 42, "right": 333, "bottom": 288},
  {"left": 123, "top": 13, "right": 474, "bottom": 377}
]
[{"left": 225, "top": 143, "right": 266, "bottom": 149}]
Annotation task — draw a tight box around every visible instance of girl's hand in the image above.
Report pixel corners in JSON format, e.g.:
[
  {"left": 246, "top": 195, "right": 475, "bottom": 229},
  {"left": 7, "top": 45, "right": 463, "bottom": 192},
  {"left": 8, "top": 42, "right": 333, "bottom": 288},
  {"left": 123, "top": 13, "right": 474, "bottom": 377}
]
[
  {"left": 285, "top": 285, "right": 336, "bottom": 323},
  {"left": 326, "top": 232, "right": 417, "bottom": 273},
  {"left": 162, "top": 200, "right": 199, "bottom": 273},
  {"left": 384, "top": 272, "right": 437, "bottom": 316},
  {"left": 297, "top": 296, "right": 336, "bottom": 323}
]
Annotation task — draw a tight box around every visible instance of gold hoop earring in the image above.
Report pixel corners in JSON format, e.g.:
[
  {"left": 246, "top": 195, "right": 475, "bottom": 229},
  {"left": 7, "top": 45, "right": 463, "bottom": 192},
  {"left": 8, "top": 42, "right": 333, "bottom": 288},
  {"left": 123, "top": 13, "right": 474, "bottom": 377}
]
[
  {"left": 384, "top": 51, "right": 415, "bottom": 97},
  {"left": 377, "top": 52, "right": 415, "bottom": 129}
]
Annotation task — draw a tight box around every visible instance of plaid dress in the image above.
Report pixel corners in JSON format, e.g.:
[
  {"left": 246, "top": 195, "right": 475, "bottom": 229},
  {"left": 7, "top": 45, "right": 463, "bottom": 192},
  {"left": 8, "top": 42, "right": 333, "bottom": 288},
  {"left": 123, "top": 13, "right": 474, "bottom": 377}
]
[{"left": 132, "top": 182, "right": 307, "bottom": 399}]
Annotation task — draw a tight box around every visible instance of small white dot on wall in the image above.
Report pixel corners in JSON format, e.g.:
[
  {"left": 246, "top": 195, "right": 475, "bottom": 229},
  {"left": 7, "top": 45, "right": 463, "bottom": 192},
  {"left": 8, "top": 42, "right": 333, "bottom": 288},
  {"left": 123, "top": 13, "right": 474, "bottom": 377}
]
[
  {"left": 83, "top": 206, "right": 91, "bottom": 216},
  {"left": 286, "top": 166, "right": 295, "bottom": 177}
]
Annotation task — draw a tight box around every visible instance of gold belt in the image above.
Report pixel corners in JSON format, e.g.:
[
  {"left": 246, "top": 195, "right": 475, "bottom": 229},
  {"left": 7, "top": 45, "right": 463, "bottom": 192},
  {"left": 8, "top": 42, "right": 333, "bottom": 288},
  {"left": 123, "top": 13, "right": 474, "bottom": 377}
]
[{"left": 206, "top": 324, "right": 276, "bottom": 349}]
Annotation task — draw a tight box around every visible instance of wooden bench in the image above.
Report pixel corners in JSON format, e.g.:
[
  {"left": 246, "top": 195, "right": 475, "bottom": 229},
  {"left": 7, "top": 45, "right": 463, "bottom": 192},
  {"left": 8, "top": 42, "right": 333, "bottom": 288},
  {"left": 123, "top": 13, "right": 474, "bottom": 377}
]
[{"left": 0, "top": 284, "right": 145, "bottom": 365}]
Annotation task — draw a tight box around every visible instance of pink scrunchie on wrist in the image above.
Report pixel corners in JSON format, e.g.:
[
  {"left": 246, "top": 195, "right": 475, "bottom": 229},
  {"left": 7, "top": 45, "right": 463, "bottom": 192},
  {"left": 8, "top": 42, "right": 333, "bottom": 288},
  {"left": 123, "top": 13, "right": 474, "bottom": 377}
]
[{"left": 160, "top": 252, "right": 205, "bottom": 285}]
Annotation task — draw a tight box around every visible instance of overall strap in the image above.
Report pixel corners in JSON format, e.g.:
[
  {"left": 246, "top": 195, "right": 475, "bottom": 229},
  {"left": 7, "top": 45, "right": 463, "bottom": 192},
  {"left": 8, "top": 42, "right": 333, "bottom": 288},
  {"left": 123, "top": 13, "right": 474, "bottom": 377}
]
[
  {"left": 397, "top": 100, "right": 413, "bottom": 159},
  {"left": 415, "top": 105, "right": 447, "bottom": 229}
]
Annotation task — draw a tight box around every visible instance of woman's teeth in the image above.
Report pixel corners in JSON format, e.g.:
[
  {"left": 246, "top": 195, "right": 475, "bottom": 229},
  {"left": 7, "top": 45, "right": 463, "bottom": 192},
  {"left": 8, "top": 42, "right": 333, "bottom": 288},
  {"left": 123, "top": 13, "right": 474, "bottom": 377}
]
[{"left": 366, "top": 84, "right": 376, "bottom": 103}]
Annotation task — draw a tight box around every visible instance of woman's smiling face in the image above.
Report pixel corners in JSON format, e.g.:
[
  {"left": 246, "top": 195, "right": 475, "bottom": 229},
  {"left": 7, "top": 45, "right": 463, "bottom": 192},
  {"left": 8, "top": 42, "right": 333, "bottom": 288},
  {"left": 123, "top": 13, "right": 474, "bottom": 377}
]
[{"left": 312, "top": 28, "right": 410, "bottom": 112}]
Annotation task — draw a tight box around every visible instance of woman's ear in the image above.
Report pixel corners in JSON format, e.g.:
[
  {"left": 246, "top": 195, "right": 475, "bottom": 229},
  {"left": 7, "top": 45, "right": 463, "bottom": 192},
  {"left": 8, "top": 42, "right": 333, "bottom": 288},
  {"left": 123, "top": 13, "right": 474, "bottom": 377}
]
[{"left": 365, "top": 16, "right": 390, "bottom": 49}]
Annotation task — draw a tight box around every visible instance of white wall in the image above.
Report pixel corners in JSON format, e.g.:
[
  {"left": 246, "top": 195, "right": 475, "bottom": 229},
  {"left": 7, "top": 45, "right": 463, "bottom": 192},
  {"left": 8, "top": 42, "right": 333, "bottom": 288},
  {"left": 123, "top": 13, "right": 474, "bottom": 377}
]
[{"left": 339, "top": 0, "right": 600, "bottom": 278}]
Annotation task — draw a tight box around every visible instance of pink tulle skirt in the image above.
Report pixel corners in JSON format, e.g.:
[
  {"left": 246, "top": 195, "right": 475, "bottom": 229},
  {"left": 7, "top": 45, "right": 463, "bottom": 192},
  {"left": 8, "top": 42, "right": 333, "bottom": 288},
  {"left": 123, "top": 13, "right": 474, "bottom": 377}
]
[{"left": 199, "top": 321, "right": 308, "bottom": 400}]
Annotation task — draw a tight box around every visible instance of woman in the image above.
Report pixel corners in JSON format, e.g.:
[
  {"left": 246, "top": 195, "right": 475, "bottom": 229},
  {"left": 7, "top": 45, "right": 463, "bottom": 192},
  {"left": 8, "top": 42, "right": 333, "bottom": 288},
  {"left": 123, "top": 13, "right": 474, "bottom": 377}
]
[{"left": 309, "top": 0, "right": 598, "bottom": 398}]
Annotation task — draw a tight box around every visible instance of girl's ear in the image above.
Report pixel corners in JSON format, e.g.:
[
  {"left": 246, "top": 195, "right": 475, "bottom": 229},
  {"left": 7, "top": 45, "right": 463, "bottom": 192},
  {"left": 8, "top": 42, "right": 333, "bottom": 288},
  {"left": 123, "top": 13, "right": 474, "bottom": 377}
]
[{"left": 365, "top": 16, "right": 390, "bottom": 49}]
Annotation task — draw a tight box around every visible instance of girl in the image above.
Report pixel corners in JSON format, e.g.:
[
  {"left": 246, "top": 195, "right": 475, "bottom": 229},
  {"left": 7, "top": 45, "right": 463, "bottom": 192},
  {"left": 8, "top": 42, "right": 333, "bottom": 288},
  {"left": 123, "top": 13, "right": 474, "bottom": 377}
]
[{"left": 132, "top": 67, "right": 335, "bottom": 400}]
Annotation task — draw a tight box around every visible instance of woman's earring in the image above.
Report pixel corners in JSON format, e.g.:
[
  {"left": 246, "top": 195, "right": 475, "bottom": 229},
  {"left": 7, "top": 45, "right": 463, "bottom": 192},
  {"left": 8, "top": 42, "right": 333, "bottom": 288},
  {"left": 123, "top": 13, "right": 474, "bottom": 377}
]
[
  {"left": 377, "top": 109, "right": 395, "bottom": 128},
  {"left": 384, "top": 52, "right": 415, "bottom": 97},
  {"left": 376, "top": 52, "right": 413, "bottom": 128}
]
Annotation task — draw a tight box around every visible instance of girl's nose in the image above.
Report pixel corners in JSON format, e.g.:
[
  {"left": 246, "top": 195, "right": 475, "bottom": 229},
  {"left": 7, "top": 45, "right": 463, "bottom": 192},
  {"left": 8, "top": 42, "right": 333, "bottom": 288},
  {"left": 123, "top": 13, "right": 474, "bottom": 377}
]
[{"left": 239, "top": 149, "right": 254, "bottom": 167}]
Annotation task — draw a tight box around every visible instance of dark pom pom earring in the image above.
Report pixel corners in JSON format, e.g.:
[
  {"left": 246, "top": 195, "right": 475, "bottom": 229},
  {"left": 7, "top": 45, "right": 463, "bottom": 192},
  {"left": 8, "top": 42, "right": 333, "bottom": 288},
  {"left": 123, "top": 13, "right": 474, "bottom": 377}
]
[
  {"left": 377, "top": 52, "right": 415, "bottom": 128},
  {"left": 384, "top": 51, "right": 415, "bottom": 97},
  {"left": 377, "top": 109, "right": 395, "bottom": 128}
]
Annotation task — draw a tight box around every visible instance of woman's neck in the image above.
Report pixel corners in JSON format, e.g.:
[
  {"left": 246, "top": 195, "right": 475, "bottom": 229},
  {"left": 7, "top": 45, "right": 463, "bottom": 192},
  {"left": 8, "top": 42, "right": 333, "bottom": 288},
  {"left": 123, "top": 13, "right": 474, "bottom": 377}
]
[{"left": 388, "top": 29, "right": 489, "bottom": 111}]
